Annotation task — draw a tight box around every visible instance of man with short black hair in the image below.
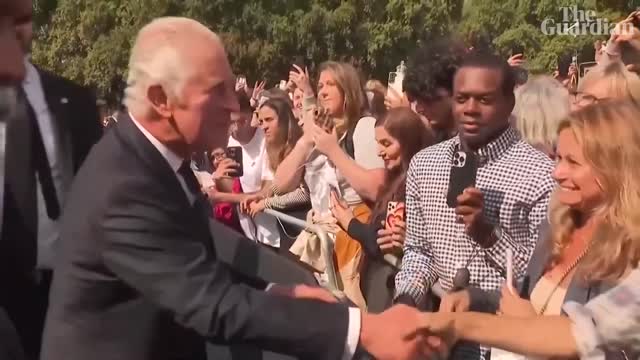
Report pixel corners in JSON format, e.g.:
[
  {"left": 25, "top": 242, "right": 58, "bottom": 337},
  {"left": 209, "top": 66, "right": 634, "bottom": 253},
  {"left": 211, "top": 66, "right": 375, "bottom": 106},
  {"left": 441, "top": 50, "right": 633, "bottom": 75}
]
[
  {"left": 396, "top": 51, "right": 555, "bottom": 359},
  {"left": 402, "top": 38, "right": 467, "bottom": 142}
]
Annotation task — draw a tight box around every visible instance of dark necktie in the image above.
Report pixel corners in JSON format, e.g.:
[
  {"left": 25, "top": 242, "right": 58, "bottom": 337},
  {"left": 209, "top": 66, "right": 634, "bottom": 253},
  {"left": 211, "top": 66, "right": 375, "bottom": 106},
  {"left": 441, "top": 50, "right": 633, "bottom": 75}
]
[
  {"left": 177, "top": 160, "right": 201, "bottom": 196},
  {"left": 177, "top": 160, "right": 213, "bottom": 221}
]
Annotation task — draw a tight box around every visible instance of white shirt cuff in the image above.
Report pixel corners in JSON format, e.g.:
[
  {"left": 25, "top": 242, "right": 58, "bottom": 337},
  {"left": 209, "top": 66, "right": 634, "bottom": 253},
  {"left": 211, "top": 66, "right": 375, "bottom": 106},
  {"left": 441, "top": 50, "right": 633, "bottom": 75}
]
[{"left": 344, "top": 307, "right": 361, "bottom": 360}]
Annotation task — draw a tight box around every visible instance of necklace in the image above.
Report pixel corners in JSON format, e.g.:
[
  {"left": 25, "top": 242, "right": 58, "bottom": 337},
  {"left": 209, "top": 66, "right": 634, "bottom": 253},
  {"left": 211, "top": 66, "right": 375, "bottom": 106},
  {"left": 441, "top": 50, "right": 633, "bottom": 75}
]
[{"left": 537, "top": 245, "right": 591, "bottom": 315}]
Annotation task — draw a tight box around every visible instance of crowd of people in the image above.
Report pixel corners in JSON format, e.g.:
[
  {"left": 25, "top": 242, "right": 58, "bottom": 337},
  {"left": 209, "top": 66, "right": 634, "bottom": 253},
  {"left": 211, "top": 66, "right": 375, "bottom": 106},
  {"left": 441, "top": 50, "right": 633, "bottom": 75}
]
[{"left": 1, "top": 0, "right": 640, "bottom": 359}]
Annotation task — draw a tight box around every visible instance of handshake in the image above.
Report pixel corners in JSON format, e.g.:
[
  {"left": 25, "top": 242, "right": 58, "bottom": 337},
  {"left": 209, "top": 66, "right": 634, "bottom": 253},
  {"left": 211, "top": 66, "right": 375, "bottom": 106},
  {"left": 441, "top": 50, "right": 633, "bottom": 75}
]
[
  {"left": 358, "top": 304, "right": 456, "bottom": 360},
  {"left": 271, "top": 284, "right": 458, "bottom": 360}
]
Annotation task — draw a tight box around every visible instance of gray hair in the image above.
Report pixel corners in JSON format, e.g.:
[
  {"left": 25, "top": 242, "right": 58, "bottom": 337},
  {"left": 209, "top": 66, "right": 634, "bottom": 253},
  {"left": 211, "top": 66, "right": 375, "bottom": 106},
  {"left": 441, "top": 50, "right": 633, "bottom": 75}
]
[{"left": 122, "top": 17, "right": 219, "bottom": 117}]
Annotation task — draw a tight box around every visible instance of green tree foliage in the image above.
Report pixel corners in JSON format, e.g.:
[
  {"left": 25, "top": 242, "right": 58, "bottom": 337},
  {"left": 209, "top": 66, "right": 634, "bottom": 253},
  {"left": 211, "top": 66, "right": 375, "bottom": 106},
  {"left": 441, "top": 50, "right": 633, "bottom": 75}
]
[
  {"left": 457, "top": 0, "right": 632, "bottom": 74},
  {"left": 32, "top": 0, "right": 633, "bottom": 106}
]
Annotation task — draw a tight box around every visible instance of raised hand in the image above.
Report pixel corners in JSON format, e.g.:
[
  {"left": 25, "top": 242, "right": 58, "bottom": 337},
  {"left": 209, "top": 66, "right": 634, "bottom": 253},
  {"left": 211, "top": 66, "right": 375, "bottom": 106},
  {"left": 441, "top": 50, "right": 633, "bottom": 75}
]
[
  {"left": 384, "top": 86, "right": 410, "bottom": 110},
  {"left": 252, "top": 80, "right": 266, "bottom": 100},
  {"left": 289, "top": 65, "right": 314, "bottom": 97},
  {"left": 213, "top": 158, "right": 238, "bottom": 181},
  {"left": 507, "top": 54, "right": 525, "bottom": 68}
]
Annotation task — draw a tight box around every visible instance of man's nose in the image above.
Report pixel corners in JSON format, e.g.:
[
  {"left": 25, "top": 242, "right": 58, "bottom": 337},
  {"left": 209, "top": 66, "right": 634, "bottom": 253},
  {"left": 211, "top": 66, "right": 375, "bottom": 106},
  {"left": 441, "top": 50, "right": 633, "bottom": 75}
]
[{"left": 463, "top": 99, "right": 480, "bottom": 115}]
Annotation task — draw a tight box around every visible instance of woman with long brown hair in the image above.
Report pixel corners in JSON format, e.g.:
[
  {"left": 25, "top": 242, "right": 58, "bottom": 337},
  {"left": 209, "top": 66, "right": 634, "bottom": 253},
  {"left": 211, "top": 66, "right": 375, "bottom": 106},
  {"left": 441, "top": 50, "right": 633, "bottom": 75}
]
[
  {"left": 331, "top": 107, "right": 435, "bottom": 311},
  {"left": 275, "top": 61, "right": 387, "bottom": 308},
  {"left": 244, "top": 98, "right": 310, "bottom": 250}
]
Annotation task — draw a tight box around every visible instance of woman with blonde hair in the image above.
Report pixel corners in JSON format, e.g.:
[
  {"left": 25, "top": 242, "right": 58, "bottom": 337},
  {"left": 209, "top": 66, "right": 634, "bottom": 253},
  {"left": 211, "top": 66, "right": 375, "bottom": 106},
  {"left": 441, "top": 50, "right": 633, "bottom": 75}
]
[
  {"left": 571, "top": 60, "right": 640, "bottom": 111},
  {"left": 513, "top": 76, "right": 570, "bottom": 158},
  {"left": 365, "top": 79, "right": 387, "bottom": 120},
  {"left": 274, "top": 61, "right": 385, "bottom": 308},
  {"left": 440, "top": 101, "right": 640, "bottom": 359}
]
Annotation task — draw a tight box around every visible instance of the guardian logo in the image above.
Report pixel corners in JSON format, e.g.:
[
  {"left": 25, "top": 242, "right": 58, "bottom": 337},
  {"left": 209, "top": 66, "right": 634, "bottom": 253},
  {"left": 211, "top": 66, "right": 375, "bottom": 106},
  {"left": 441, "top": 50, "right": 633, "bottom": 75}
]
[{"left": 541, "top": 6, "right": 630, "bottom": 36}]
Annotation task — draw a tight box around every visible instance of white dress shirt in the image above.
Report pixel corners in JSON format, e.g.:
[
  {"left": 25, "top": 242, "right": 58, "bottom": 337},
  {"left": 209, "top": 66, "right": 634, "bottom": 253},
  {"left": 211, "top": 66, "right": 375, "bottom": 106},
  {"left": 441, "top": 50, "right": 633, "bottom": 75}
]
[
  {"left": 131, "top": 115, "right": 361, "bottom": 359},
  {"left": 22, "top": 59, "right": 71, "bottom": 270},
  {"left": 228, "top": 130, "right": 282, "bottom": 248}
]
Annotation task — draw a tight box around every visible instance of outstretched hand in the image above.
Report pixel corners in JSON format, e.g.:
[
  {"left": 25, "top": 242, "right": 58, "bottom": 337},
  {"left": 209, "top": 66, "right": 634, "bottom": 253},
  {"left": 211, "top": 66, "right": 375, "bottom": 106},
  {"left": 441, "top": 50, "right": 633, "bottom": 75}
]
[{"left": 360, "top": 305, "right": 450, "bottom": 360}]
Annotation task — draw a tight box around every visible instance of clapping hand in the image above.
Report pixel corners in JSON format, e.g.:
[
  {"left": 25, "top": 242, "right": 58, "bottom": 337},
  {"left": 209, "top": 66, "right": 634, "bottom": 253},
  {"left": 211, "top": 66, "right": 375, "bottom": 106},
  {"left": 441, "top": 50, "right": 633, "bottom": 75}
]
[{"left": 311, "top": 122, "right": 340, "bottom": 158}]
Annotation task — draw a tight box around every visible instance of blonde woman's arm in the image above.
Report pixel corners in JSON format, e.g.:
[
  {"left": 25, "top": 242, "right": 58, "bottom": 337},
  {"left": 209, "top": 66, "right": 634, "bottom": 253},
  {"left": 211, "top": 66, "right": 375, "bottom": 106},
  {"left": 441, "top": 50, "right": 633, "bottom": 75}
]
[
  {"left": 421, "top": 312, "right": 578, "bottom": 359},
  {"left": 424, "top": 269, "right": 640, "bottom": 359}
]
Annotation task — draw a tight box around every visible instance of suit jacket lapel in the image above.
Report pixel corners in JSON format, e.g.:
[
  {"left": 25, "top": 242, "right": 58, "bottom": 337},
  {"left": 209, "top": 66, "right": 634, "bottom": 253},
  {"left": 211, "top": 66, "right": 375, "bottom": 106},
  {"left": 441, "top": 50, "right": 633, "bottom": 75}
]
[
  {"left": 113, "top": 114, "right": 216, "bottom": 255},
  {"left": 38, "top": 69, "right": 74, "bottom": 191}
]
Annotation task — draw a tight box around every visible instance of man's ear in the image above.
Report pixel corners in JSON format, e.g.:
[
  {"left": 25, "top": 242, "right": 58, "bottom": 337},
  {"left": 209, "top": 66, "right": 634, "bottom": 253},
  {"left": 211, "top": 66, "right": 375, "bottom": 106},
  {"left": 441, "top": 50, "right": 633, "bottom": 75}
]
[{"left": 147, "top": 84, "right": 172, "bottom": 117}]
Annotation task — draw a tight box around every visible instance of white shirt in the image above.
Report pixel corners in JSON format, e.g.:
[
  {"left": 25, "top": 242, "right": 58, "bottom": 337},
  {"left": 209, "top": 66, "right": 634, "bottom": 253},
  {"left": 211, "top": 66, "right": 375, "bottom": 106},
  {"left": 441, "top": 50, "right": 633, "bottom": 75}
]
[
  {"left": 228, "top": 130, "right": 281, "bottom": 248},
  {"left": 227, "top": 129, "right": 268, "bottom": 193},
  {"left": 132, "top": 116, "right": 360, "bottom": 360},
  {"left": 22, "top": 59, "right": 72, "bottom": 270}
]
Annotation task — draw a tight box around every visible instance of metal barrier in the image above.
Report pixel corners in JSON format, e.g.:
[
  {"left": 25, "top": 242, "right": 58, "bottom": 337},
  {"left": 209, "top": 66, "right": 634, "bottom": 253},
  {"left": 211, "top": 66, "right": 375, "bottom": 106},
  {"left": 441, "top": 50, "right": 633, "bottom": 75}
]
[
  {"left": 264, "top": 208, "right": 447, "bottom": 302},
  {"left": 263, "top": 209, "right": 340, "bottom": 293}
]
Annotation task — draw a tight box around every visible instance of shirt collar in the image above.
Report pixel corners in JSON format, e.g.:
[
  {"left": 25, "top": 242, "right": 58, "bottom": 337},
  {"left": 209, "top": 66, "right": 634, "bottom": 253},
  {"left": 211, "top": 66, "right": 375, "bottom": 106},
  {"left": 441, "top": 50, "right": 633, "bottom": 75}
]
[
  {"left": 129, "top": 113, "right": 184, "bottom": 173},
  {"left": 453, "top": 126, "right": 520, "bottom": 164},
  {"left": 22, "top": 57, "right": 38, "bottom": 86}
]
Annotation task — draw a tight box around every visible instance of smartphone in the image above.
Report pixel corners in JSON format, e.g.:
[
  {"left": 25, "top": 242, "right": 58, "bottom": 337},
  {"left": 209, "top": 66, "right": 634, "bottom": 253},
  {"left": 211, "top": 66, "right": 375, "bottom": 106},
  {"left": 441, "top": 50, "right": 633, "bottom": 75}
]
[
  {"left": 387, "top": 72, "right": 397, "bottom": 93},
  {"left": 386, "top": 201, "right": 406, "bottom": 230},
  {"left": 511, "top": 45, "right": 524, "bottom": 56},
  {"left": 446, "top": 151, "right": 479, "bottom": 207},
  {"left": 278, "top": 80, "right": 287, "bottom": 90},
  {"left": 292, "top": 56, "right": 306, "bottom": 71},
  {"left": 225, "top": 146, "right": 243, "bottom": 177},
  {"left": 557, "top": 55, "right": 571, "bottom": 77}
]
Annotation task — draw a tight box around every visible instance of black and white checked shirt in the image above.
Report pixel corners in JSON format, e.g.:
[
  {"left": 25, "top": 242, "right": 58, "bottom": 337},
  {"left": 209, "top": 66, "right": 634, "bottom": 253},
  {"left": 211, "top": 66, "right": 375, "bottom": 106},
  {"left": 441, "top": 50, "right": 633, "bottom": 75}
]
[{"left": 396, "top": 126, "right": 555, "bottom": 305}]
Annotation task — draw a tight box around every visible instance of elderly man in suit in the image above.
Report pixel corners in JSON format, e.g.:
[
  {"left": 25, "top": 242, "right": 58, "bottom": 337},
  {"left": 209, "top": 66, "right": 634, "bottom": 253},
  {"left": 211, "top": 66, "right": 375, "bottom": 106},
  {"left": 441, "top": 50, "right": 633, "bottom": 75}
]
[
  {"left": 40, "top": 16, "right": 445, "bottom": 360},
  {"left": 0, "top": 0, "right": 102, "bottom": 358}
]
